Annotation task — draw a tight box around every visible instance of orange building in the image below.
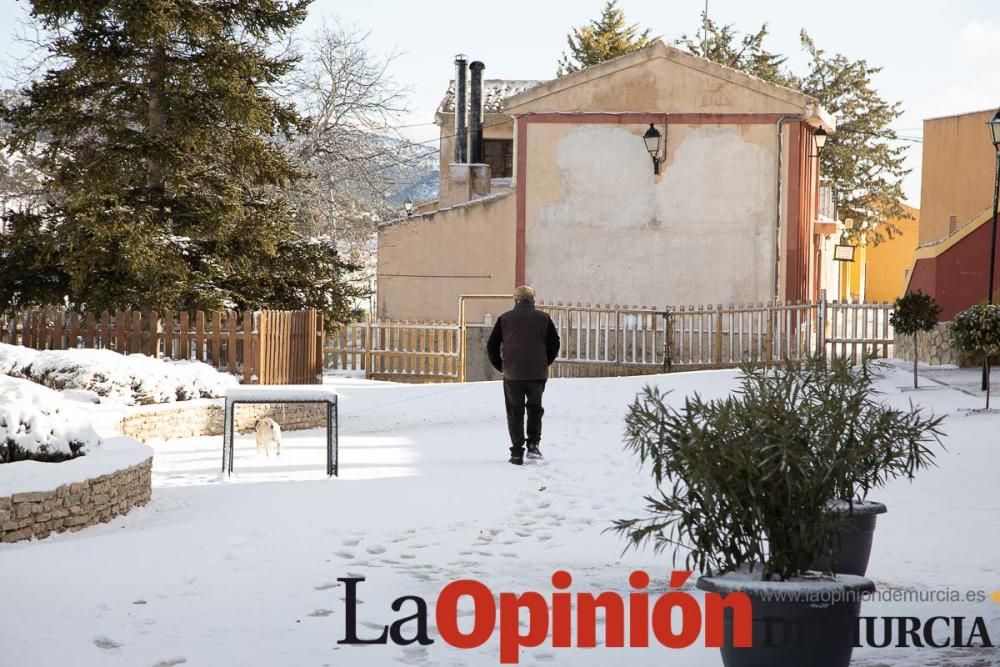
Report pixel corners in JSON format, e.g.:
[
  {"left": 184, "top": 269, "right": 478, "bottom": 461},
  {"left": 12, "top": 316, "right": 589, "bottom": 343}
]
[
  {"left": 839, "top": 203, "right": 920, "bottom": 303},
  {"left": 906, "top": 109, "right": 1000, "bottom": 319}
]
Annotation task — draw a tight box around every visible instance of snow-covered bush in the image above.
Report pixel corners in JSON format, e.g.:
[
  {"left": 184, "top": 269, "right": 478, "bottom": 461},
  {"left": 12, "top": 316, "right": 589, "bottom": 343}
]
[
  {"left": 0, "top": 344, "right": 238, "bottom": 406},
  {"left": 0, "top": 377, "right": 101, "bottom": 463}
]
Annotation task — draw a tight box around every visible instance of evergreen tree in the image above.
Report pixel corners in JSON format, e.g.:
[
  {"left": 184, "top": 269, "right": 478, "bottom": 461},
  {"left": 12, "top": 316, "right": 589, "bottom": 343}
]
[
  {"left": 679, "top": 16, "right": 795, "bottom": 87},
  {"left": 799, "top": 32, "right": 910, "bottom": 243},
  {"left": 682, "top": 22, "right": 910, "bottom": 244},
  {"left": 557, "top": 1, "right": 655, "bottom": 75},
  {"left": 0, "top": 0, "right": 361, "bottom": 322}
]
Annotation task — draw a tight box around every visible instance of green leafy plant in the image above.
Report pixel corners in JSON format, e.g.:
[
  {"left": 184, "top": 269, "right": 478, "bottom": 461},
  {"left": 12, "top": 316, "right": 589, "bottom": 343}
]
[
  {"left": 890, "top": 290, "right": 941, "bottom": 388},
  {"left": 950, "top": 304, "right": 1000, "bottom": 409},
  {"left": 613, "top": 359, "right": 943, "bottom": 580}
]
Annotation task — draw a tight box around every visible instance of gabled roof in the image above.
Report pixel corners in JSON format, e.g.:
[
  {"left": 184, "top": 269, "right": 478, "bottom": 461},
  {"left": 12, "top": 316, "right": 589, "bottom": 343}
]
[
  {"left": 504, "top": 39, "right": 819, "bottom": 117},
  {"left": 436, "top": 79, "right": 545, "bottom": 118}
]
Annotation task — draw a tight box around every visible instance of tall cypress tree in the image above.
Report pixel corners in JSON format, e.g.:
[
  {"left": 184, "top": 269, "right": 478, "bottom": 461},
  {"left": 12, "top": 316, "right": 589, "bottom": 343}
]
[
  {"left": 1, "top": 0, "right": 361, "bottom": 321},
  {"left": 557, "top": 1, "right": 655, "bottom": 76}
]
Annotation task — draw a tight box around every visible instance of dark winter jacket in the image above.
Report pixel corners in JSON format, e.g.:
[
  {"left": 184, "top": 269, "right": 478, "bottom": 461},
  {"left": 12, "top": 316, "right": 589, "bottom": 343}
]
[{"left": 487, "top": 301, "right": 561, "bottom": 381}]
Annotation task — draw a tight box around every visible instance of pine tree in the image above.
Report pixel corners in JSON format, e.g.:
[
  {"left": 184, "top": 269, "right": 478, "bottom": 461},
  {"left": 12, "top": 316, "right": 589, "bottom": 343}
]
[
  {"left": 0, "top": 0, "right": 361, "bottom": 322},
  {"left": 681, "top": 21, "right": 911, "bottom": 244},
  {"left": 799, "top": 32, "right": 911, "bottom": 244},
  {"left": 679, "top": 16, "right": 795, "bottom": 87},
  {"left": 557, "top": 1, "right": 655, "bottom": 75}
]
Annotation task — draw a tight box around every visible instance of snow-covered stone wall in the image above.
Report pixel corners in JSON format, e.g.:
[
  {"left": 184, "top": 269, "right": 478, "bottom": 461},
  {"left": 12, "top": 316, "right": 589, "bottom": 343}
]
[
  {"left": 893, "top": 322, "right": 980, "bottom": 367},
  {"left": 0, "top": 455, "right": 151, "bottom": 543},
  {"left": 120, "top": 401, "right": 327, "bottom": 442}
]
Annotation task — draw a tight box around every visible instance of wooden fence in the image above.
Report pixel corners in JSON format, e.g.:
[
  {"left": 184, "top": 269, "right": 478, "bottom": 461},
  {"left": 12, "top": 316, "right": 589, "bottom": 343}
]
[
  {"left": 0, "top": 307, "right": 323, "bottom": 384},
  {"left": 538, "top": 299, "right": 893, "bottom": 378},
  {"left": 325, "top": 320, "right": 460, "bottom": 383},
  {"left": 324, "top": 298, "right": 895, "bottom": 383}
]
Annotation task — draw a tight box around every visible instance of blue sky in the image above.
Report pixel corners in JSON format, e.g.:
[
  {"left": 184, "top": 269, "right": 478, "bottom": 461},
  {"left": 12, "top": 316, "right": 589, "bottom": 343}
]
[{"left": 2, "top": 0, "right": 999, "bottom": 204}]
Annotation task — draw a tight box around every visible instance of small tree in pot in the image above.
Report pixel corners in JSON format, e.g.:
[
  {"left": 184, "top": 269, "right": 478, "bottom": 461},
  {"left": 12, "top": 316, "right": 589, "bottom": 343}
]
[
  {"left": 890, "top": 290, "right": 941, "bottom": 389},
  {"left": 950, "top": 304, "right": 1000, "bottom": 410},
  {"left": 614, "top": 360, "right": 943, "bottom": 667}
]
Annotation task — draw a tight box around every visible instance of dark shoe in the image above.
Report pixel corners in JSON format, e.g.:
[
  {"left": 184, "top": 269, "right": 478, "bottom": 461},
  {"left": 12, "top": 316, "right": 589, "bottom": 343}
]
[
  {"left": 526, "top": 443, "right": 542, "bottom": 459},
  {"left": 509, "top": 455, "right": 524, "bottom": 465}
]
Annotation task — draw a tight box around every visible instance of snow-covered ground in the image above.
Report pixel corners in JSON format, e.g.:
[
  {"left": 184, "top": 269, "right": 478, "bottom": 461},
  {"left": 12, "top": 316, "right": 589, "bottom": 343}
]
[{"left": 2, "top": 362, "right": 999, "bottom": 666}]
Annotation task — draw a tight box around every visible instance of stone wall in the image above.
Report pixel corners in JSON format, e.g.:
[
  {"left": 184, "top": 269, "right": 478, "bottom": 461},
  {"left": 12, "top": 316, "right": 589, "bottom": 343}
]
[
  {"left": 120, "top": 401, "right": 327, "bottom": 443},
  {"left": 893, "top": 322, "right": 980, "bottom": 367},
  {"left": 0, "top": 457, "right": 152, "bottom": 543}
]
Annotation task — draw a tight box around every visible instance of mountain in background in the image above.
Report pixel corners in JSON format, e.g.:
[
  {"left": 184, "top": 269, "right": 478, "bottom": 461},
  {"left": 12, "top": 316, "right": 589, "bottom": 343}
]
[{"left": 384, "top": 138, "right": 439, "bottom": 207}]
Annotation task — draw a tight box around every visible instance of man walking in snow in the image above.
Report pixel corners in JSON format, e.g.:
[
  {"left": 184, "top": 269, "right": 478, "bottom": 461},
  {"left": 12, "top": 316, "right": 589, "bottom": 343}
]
[{"left": 487, "top": 286, "right": 561, "bottom": 465}]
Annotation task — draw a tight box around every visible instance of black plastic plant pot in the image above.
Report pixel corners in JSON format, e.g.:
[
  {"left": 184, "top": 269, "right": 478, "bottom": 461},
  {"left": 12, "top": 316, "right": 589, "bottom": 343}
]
[
  {"left": 697, "top": 572, "right": 875, "bottom": 667},
  {"left": 811, "top": 500, "right": 888, "bottom": 576}
]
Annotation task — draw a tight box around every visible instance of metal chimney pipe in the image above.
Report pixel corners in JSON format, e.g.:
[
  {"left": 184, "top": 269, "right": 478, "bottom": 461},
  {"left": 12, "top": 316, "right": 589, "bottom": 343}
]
[
  {"left": 469, "top": 61, "right": 485, "bottom": 164},
  {"left": 453, "top": 55, "right": 468, "bottom": 163}
]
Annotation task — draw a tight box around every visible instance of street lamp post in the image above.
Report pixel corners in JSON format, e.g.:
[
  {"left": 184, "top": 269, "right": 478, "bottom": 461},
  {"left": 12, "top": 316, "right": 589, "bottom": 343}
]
[{"left": 983, "top": 109, "right": 1000, "bottom": 390}]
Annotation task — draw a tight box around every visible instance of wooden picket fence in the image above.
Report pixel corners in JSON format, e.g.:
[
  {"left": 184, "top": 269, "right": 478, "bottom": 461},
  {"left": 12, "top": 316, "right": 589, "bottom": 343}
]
[
  {"left": 0, "top": 307, "right": 323, "bottom": 384},
  {"left": 538, "top": 299, "right": 893, "bottom": 378},
  {"left": 325, "top": 320, "right": 460, "bottom": 383},
  {"left": 324, "top": 297, "right": 895, "bottom": 383}
]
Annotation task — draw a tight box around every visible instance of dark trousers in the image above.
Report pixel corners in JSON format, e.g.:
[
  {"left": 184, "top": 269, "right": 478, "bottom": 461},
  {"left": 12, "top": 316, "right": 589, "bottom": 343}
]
[{"left": 503, "top": 379, "right": 546, "bottom": 455}]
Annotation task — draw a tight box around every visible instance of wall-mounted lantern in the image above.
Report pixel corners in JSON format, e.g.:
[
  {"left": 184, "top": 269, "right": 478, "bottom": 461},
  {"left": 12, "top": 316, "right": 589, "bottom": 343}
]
[
  {"left": 811, "top": 128, "right": 828, "bottom": 157},
  {"left": 404, "top": 198, "right": 414, "bottom": 217},
  {"left": 643, "top": 123, "right": 662, "bottom": 174}
]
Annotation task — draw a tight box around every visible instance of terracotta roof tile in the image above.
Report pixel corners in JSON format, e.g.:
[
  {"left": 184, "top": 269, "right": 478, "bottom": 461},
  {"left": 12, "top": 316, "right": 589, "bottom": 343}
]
[{"left": 437, "top": 79, "right": 545, "bottom": 116}]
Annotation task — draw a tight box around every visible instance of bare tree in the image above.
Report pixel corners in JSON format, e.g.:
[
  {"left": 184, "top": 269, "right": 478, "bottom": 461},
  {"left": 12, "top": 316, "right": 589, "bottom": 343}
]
[
  {"left": 287, "top": 23, "right": 409, "bottom": 240},
  {"left": 281, "top": 22, "right": 411, "bottom": 312}
]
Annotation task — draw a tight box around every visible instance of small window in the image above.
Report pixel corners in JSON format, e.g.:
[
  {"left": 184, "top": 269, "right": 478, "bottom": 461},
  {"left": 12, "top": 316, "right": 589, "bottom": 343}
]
[{"left": 483, "top": 139, "right": 513, "bottom": 178}]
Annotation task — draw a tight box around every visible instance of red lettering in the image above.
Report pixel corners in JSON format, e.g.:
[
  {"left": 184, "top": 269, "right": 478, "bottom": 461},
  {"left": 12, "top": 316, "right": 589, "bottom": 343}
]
[
  {"left": 499, "top": 592, "right": 549, "bottom": 664},
  {"left": 436, "top": 580, "right": 495, "bottom": 649},
  {"left": 577, "top": 592, "right": 625, "bottom": 648},
  {"left": 550, "top": 570, "right": 572, "bottom": 648},
  {"left": 629, "top": 570, "right": 650, "bottom": 647},
  {"left": 704, "top": 592, "right": 752, "bottom": 648}
]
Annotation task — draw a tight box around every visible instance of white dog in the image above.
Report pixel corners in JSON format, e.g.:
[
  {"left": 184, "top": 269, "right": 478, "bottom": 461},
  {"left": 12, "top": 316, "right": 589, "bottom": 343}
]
[{"left": 254, "top": 417, "right": 282, "bottom": 457}]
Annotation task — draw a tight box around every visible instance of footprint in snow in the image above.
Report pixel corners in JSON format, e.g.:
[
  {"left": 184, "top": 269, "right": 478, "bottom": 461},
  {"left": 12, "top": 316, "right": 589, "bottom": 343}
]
[
  {"left": 366, "top": 545, "right": 387, "bottom": 555},
  {"left": 397, "top": 646, "right": 429, "bottom": 664},
  {"left": 307, "top": 609, "right": 335, "bottom": 617},
  {"left": 342, "top": 537, "right": 362, "bottom": 547},
  {"left": 334, "top": 551, "right": 355, "bottom": 559},
  {"left": 151, "top": 659, "right": 187, "bottom": 667},
  {"left": 93, "top": 636, "right": 122, "bottom": 650}
]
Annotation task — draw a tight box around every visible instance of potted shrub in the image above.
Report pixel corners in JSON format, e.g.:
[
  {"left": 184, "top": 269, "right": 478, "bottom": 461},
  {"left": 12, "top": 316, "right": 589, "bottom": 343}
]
[
  {"left": 807, "top": 360, "right": 943, "bottom": 576},
  {"left": 615, "top": 360, "right": 943, "bottom": 667},
  {"left": 950, "top": 303, "right": 1000, "bottom": 410},
  {"left": 890, "top": 289, "right": 941, "bottom": 389}
]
